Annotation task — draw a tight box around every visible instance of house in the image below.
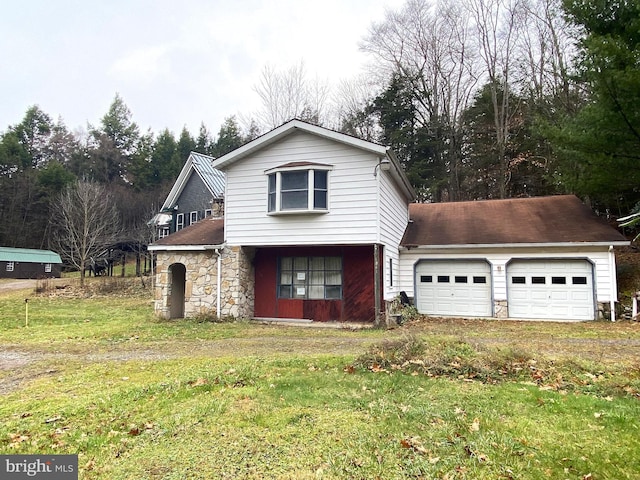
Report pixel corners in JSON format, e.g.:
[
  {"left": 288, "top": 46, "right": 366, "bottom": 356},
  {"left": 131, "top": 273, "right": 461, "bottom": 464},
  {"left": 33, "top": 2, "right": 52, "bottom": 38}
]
[
  {"left": 149, "top": 119, "right": 628, "bottom": 323},
  {"left": 0, "top": 247, "right": 62, "bottom": 279},
  {"left": 148, "top": 152, "right": 225, "bottom": 239}
]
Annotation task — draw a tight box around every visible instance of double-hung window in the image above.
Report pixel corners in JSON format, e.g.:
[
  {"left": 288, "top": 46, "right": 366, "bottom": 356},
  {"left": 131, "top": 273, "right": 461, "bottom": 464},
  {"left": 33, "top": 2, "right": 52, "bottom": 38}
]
[
  {"left": 190, "top": 211, "right": 198, "bottom": 225},
  {"left": 278, "top": 256, "right": 342, "bottom": 299},
  {"left": 176, "top": 213, "right": 185, "bottom": 231},
  {"left": 266, "top": 166, "right": 330, "bottom": 214},
  {"left": 6, "top": 261, "right": 14, "bottom": 272}
]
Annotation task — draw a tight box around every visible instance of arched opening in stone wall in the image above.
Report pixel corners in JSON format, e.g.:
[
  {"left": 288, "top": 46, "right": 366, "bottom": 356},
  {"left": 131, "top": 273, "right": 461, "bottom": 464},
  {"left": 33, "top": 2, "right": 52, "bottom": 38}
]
[{"left": 168, "top": 263, "right": 186, "bottom": 319}]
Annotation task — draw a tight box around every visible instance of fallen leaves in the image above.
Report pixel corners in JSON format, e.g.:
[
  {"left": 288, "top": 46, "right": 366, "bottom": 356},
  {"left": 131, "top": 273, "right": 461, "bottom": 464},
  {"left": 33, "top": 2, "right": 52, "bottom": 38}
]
[
  {"left": 400, "top": 436, "right": 429, "bottom": 455},
  {"left": 469, "top": 417, "right": 481, "bottom": 432},
  {"left": 188, "top": 377, "right": 209, "bottom": 387}
]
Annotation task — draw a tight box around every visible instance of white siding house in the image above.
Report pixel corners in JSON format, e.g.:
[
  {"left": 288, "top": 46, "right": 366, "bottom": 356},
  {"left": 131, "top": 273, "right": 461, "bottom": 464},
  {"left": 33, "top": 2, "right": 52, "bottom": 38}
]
[{"left": 150, "top": 120, "right": 627, "bottom": 323}]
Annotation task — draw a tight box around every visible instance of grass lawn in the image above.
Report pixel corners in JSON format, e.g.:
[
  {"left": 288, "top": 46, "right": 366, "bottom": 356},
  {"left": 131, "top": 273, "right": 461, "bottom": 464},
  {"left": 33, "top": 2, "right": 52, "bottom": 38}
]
[{"left": 1, "top": 281, "right": 640, "bottom": 479}]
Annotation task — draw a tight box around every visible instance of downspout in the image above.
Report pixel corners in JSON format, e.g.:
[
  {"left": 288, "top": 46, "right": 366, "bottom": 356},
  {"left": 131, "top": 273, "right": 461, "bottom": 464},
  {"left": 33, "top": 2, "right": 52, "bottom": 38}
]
[
  {"left": 609, "top": 245, "right": 616, "bottom": 322},
  {"left": 216, "top": 248, "right": 222, "bottom": 319},
  {"left": 374, "top": 158, "right": 382, "bottom": 326}
]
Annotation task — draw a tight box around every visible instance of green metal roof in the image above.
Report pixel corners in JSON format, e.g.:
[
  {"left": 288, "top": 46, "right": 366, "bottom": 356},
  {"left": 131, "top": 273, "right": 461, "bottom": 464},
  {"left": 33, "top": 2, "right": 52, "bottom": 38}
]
[{"left": 0, "top": 247, "right": 62, "bottom": 264}]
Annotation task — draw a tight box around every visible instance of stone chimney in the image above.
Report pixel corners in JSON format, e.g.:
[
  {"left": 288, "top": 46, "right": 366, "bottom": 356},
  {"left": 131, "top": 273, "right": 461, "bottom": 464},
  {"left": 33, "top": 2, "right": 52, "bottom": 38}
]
[{"left": 211, "top": 198, "right": 224, "bottom": 218}]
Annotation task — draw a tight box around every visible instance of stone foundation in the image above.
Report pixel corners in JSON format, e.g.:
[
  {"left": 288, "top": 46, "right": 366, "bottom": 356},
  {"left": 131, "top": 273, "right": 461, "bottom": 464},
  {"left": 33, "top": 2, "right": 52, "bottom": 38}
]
[
  {"left": 154, "top": 246, "right": 255, "bottom": 319},
  {"left": 494, "top": 300, "right": 508, "bottom": 319}
]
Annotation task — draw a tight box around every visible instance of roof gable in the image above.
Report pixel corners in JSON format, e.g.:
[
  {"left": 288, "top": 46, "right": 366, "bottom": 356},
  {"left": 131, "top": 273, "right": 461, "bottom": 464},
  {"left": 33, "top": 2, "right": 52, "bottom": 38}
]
[
  {"left": 213, "top": 119, "right": 415, "bottom": 201},
  {"left": 160, "top": 152, "right": 225, "bottom": 211},
  {"left": 401, "top": 195, "right": 628, "bottom": 247},
  {"left": 213, "top": 119, "right": 388, "bottom": 170}
]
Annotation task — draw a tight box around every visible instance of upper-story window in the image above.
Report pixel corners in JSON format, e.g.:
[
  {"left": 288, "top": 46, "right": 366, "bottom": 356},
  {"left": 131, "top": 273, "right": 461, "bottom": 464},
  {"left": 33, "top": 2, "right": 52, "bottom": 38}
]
[
  {"left": 158, "top": 226, "right": 170, "bottom": 239},
  {"left": 176, "top": 213, "right": 185, "bottom": 231},
  {"left": 266, "top": 167, "right": 330, "bottom": 214}
]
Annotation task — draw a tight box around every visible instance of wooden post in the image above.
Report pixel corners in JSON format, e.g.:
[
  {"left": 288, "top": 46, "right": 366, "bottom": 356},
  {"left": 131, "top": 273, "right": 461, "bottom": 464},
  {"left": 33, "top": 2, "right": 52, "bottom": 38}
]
[
  {"left": 24, "top": 298, "right": 29, "bottom": 327},
  {"left": 374, "top": 244, "right": 381, "bottom": 326}
]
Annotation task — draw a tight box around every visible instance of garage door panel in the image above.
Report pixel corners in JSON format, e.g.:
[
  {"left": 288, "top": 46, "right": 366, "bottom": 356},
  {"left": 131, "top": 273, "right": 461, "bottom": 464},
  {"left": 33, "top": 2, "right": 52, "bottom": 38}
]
[
  {"left": 550, "top": 291, "right": 569, "bottom": 301},
  {"left": 507, "top": 260, "right": 594, "bottom": 321},
  {"left": 531, "top": 291, "right": 547, "bottom": 300},
  {"left": 470, "top": 290, "right": 489, "bottom": 300},
  {"left": 416, "top": 261, "right": 492, "bottom": 317},
  {"left": 572, "top": 306, "right": 592, "bottom": 316},
  {"left": 571, "top": 291, "right": 590, "bottom": 301}
]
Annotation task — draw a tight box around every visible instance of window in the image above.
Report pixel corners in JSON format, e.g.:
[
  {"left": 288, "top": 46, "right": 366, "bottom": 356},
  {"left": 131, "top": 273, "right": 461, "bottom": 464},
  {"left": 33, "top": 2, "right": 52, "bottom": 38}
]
[
  {"left": 44, "top": 263, "right": 52, "bottom": 273},
  {"left": 267, "top": 168, "right": 329, "bottom": 213},
  {"left": 455, "top": 276, "right": 468, "bottom": 283},
  {"left": 473, "top": 276, "right": 487, "bottom": 284},
  {"left": 278, "top": 256, "right": 342, "bottom": 299},
  {"left": 158, "top": 226, "right": 169, "bottom": 239},
  {"left": 573, "top": 276, "right": 587, "bottom": 285},
  {"left": 176, "top": 213, "right": 185, "bottom": 231},
  {"left": 512, "top": 277, "right": 526, "bottom": 284},
  {"left": 532, "top": 276, "right": 546, "bottom": 284},
  {"left": 6, "top": 261, "right": 14, "bottom": 272},
  {"left": 205, "top": 209, "right": 212, "bottom": 217},
  {"left": 552, "top": 276, "right": 567, "bottom": 285},
  {"left": 420, "top": 275, "right": 432, "bottom": 283},
  {"left": 437, "top": 275, "right": 450, "bottom": 283},
  {"left": 190, "top": 211, "right": 198, "bottom": 225}
]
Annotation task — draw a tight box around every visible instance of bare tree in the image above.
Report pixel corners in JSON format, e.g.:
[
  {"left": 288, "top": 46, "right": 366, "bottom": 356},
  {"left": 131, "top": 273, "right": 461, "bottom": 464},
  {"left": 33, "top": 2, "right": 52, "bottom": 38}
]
[
  {"left": 334, "top": 74, "right": 381, "bottom": 140},
  {"left": 517, "top": 0, "right": 580, "bottom": 111},
  {"left": 52, "top": 180, "right": 120, "bottom": 286},
  {"left": 465, "top": 0, "right": 527, "bottom": 198},
  {"left": 253, "top": 61, "right": 332, "bottom": 130},
  {"left": 361, "top": 0, "right": 480, "bottom": 200}
]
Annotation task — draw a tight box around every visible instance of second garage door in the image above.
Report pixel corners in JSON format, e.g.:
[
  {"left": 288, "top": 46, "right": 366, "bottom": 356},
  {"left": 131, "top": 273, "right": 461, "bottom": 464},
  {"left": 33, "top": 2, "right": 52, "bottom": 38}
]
[
  {"left": 507, "top": 259, "right": 595, "bottom": 320},
  {"left": 415, "top": 260, "right": 492, "bottom": 317}
]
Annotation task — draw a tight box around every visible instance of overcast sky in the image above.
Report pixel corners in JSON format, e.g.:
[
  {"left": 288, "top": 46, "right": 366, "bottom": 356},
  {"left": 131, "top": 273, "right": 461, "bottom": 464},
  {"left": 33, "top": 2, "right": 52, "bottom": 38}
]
[{"left": 1, "top": 0, "right": 405, "bottom": 137}]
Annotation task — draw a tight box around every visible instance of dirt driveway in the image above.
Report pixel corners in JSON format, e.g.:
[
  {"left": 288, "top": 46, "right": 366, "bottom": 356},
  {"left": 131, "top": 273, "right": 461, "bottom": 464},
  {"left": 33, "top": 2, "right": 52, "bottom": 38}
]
[
  {"left": 0, "top": 278, "right": 72, "bottom": 293},
  {"left": 0, "top": 279, "right": 38, "bottom": 292}
]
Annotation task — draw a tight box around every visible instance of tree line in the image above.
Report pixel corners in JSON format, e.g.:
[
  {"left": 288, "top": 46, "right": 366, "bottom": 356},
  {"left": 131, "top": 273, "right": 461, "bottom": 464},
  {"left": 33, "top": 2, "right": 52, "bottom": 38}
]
[
  {"left": 0, "top": 96, "right": 251, "bottom": 250},
  {"left": 0, "top": 0, "right": 638, "bottom": 254}
]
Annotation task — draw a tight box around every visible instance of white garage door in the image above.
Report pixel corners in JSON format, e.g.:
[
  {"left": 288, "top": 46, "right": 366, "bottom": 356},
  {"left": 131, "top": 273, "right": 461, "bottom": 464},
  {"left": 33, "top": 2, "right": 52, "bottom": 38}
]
[
  {"left": 416, "top": 260, "right": 492, "bottom": 317},
  {"left": 507, "top": 260, "right": 595, "bottom": 320}
]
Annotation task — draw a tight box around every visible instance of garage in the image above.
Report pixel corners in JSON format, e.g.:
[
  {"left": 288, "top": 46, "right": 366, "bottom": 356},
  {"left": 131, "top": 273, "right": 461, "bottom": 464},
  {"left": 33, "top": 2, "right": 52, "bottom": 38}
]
[
  {"left": 507, "top": 259, "right": 595, "bottom": 320},
  {"left": 415, "top": 260, "right": 492, "bottom": 317}
]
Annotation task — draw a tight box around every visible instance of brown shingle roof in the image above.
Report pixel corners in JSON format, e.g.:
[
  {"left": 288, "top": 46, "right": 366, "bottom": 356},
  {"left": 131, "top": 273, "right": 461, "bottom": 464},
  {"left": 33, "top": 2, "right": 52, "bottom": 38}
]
[
  {"left": 401, "top": 195, "right": 627, "bottom": 247},
  {"left": 152, "top": 217, "right": 224, "bottom": 247}
]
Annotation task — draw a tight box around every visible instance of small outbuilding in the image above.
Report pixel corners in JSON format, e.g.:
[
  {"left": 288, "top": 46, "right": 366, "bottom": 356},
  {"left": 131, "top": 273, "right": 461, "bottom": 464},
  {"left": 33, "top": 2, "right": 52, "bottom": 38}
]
[{"left": 0, "top": 247, "right": 63, "bottom": 279}]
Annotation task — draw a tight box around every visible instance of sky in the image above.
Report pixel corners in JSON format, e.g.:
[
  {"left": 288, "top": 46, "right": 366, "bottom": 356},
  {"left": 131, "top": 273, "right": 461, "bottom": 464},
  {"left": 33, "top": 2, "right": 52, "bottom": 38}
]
[{"left": 1, "top": 0, "right": 405, "bottom": 137}]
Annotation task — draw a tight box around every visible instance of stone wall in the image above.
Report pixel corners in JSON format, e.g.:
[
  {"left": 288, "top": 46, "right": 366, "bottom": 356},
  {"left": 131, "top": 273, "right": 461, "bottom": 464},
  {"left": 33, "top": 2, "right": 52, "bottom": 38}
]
[
  {"left": 494, "top": 300, "right": 508, "bottom": 319},
  {"left": 154, "top": 246, "right": 255, "bottom": 319}
]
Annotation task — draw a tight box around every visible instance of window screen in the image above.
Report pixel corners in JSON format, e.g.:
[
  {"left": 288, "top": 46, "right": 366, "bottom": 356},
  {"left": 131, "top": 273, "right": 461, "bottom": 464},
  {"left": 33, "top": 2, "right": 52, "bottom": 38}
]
[{"left": 278, "top": 256, "right": 342, "bottom": 299}]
